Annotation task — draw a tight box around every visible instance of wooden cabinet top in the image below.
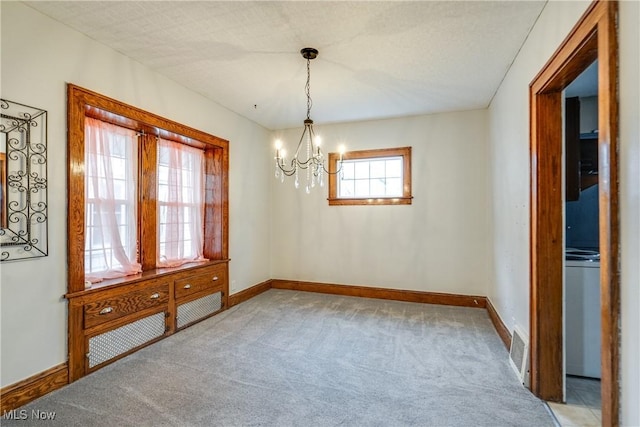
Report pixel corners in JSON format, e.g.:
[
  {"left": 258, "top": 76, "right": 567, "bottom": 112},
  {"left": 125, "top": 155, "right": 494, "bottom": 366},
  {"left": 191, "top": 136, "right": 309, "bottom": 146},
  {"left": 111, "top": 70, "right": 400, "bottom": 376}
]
[{"left": 66, "top": 259, "right": 229, "bottom": 301}]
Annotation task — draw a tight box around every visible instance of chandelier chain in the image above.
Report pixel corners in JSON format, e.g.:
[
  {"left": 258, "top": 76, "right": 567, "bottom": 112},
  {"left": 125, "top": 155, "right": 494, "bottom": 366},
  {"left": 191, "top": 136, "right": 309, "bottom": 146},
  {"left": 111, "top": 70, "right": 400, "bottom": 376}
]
[{"left": 306, "top": 57, "right": 312, "bottom": 120}]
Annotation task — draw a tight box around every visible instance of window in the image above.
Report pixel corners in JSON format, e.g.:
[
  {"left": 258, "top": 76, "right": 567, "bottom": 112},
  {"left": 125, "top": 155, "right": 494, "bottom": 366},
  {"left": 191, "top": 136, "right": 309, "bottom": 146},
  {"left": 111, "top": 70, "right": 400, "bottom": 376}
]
[
  {"left": 157, "top": 138, "right": 206, "bottom": 267},
  {"left": 328, "top": 147, "right": 412, "bottom": 205},
  {"left": 67, "top": 84, "right": 229, "bottom": 293},
  {"left": 84, "top": 118, "right": 141, "bottom": 281},
  {"left": 83, "top": 122, "right": 211, "bottom": 280}
]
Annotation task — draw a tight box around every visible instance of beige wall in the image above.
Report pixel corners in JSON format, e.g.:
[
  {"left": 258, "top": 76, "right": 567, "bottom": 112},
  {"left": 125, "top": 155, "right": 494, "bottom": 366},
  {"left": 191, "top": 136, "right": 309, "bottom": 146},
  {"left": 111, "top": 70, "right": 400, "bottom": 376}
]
[
  {"left": 618, "top": 1, "right": 640, "bottom": 423},
  {"left": 0, "top": 2, "right": 271, "bottom": 387},
  {"left": 488, "top": 1, "right": 592, "bottom": 336},
  {"left": 271, "top": 110, "right": 491, "bottom": 296}
]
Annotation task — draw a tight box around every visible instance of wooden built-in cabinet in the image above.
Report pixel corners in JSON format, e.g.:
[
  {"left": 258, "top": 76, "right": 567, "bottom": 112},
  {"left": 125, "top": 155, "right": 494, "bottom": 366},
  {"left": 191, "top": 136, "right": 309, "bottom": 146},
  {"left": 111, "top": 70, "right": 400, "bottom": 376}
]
[
  {"left": 174, "top": 262, "right": 227, "bottom": 330},
  {"left": 66, "top": 85, "right": 229, "bottom": 382},
  {"left": 66, "top": 261, "right": 228, "bottom": 380}
]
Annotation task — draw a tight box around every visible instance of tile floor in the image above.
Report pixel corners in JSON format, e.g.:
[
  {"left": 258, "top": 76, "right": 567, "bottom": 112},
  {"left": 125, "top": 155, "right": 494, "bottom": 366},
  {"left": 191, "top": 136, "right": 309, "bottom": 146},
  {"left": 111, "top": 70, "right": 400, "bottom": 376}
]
[{"left": 548, "top": 376, "right": 601, "bottom": 426}]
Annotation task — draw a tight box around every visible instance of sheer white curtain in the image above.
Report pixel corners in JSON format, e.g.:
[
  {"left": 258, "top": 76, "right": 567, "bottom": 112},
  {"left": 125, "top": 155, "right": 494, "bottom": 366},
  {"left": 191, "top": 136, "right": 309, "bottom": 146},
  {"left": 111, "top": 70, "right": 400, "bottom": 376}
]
[
  {"left": 84, "top": 117, "right": 142, "bottom": 283},
  {"left": 157, "top": 138, "right": 206, "bottom": 268}
]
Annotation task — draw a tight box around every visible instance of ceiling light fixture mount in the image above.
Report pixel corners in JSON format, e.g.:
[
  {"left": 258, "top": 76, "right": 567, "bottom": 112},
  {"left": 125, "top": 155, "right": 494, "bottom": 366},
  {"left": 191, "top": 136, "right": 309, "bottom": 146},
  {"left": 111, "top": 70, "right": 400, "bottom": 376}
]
[
  {"left": 274, "top": 47, "right": 344, "bottom": 193},
  {"left": 300, "top": 47, "right": 318, "bottom": 60}
]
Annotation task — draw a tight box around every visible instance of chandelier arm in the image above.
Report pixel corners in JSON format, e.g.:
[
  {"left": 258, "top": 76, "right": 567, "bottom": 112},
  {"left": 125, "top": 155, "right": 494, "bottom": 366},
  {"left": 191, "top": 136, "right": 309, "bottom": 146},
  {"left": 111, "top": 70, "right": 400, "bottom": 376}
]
[
  {"left": 293, "top": 124, "right": 309, "bottom": 160},
  {"left": 307, "top": 122, "right": 319, "bottom": 155},
  {"left": 294, "top": 161, "right": 313, "bottom": 168},
  {"left": 321, "top": 160, "right": 344, "bottom": 175},
  {"left": 275, "top": 152, "right": 314, "bottom": 174},
  {"left": 279, "top": 167, "right": 297, "bottom": 177},
  {"left": 290, "top": 122, "right": 317, "bottom": 168},
  {"left": 276, "top": 157, "right": 299, "bottom": 176}
]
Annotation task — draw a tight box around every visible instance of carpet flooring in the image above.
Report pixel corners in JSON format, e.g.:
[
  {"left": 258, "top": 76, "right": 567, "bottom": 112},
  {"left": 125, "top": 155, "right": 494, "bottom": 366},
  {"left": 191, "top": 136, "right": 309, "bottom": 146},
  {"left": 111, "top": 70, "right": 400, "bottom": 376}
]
[{"left": 2, "top": 289, "right": 556, "bottom": 426}]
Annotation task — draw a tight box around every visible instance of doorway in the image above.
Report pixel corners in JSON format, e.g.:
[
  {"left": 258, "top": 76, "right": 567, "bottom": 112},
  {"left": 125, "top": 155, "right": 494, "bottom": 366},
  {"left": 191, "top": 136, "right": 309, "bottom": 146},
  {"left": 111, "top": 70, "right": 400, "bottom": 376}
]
[
  {"left": 529, "top": 1, "right": 619, "bottom": 427},
  {"left": 563, "top": 63, "right": 602, "bottom": 423}
]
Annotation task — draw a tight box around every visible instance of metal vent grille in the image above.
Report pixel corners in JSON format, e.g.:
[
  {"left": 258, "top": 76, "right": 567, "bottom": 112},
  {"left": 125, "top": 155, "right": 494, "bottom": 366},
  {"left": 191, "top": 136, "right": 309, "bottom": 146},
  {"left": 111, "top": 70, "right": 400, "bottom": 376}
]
[
  {"left": 509, "top": 325, "right": 530, "bottom": 387},
  {"left": 88, "top": 312, "right": 165, "bottom": 368},
  {"left": 177, "top": 292, "right": 222, "bottom": 328}
]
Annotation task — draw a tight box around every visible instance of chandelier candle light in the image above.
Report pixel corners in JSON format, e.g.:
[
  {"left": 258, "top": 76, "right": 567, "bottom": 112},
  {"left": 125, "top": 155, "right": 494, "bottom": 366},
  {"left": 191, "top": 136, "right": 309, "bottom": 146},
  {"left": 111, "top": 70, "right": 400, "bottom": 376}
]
[{"left": 274, "top": 47, "right": 345, "bottom": 193}]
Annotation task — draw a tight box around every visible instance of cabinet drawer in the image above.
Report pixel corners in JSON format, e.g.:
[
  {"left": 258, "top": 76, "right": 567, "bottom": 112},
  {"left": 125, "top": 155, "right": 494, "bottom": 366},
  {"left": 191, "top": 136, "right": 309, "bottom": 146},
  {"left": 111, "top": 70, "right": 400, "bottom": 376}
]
[
  {"left": 175, "top": 264, "right": 226, "bottom": 300},
  {"left": 84, "top": 283, "right": 170, "bottom": 329}
]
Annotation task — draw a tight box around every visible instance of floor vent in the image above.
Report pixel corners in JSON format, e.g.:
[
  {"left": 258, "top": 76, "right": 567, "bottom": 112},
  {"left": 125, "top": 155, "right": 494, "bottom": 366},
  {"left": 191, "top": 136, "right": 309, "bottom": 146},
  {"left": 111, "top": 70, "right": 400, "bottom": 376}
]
[{"left": 509, "top": 325, "right": 530, "bottom": 387}]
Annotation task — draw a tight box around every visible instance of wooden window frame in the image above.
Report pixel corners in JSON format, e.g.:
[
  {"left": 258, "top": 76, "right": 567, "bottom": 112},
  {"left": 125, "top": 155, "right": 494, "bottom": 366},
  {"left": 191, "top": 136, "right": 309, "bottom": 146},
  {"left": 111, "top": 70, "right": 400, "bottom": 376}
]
[
  {"left": 327, "top": 146, "right": 412, "bottom": 206},
  {"left": 67, "top": 84, "right": 229, "bottom": 294}
]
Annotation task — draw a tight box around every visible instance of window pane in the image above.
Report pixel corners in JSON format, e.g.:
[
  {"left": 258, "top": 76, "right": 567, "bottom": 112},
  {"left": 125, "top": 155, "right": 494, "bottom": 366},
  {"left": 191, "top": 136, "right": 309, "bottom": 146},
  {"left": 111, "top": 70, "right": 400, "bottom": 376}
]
[
  {"left": 341, "top": 162, "right": 354, "bottom": 179},
  {"left": 354, "top": 179, "right": 369, "bottom": 197},
  {"left": 337, "top": 156, "right": 405, "bottom": 199},
  {"left": 370, "top": 160, "right": 386, "bottom": 178},
  {"left": 339, "top": 179, "right": 354, "bottom": 197},
  {"left": 354, "top": 161, "right": 369, "bottom": 179},
  {"left": 386, "top": 159, "right": 402, "bottom": 178},
  {"left": 158, "top": 185, "right": 168, "bottom": 201},
  {"left": 112, "top": 158, "right": 126, "bottom": 180},
  {"left": 113, "top": 180, "right": 126, "bottom": 200},
  {"left": 370, "top": 178, "right": 386, "bottom": 196},
  {"left": 385, "top": 178, "right": 402, "bottom": 196}
]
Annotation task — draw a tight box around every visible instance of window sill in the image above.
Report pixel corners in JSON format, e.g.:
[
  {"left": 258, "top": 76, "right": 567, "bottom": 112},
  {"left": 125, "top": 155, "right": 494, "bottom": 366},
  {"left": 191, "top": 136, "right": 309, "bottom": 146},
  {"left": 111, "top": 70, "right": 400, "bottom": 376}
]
[
  {"left": 327, "top": 197, "right": 413, "bottom": 206},
  {"left": 64, "top": 259, "right": 229, "bottom": 299}
]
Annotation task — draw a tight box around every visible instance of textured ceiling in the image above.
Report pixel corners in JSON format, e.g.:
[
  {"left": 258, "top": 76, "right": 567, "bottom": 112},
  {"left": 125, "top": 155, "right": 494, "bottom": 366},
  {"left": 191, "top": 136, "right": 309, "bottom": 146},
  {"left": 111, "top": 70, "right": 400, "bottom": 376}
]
[{"left": 25, "top": 1, "right": 547, "bottom": 130}]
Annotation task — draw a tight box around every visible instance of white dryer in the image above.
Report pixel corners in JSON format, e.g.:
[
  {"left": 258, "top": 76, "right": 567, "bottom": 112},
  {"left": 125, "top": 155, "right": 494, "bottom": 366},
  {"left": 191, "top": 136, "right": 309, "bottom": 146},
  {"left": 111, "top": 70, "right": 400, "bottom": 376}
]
[{"left": 565, "top": 257, "right": 601, "bottom": 378}]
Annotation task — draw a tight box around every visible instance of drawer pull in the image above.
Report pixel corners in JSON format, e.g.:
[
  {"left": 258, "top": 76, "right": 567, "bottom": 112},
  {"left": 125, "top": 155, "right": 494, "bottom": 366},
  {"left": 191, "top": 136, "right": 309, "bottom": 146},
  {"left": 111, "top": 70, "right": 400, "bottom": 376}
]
[
  {"left": 212, "top": 276, "right": 219, "bottom": 281},
  {"left": 99, "top": 307, "right": 113, "bottom": 315},
  {"left": 183, "top": 284, "right": 191, "bottom": 289},
  {"left": 150, "top": 293, "right": 160, "bottom": 299}
]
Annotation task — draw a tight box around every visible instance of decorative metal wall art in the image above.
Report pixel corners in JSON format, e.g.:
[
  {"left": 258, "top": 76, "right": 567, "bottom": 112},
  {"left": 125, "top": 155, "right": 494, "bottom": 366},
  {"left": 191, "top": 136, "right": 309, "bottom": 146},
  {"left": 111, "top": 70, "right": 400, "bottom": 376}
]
[{"left": 0, "top": 99, "right": 48, "bottom": 261}]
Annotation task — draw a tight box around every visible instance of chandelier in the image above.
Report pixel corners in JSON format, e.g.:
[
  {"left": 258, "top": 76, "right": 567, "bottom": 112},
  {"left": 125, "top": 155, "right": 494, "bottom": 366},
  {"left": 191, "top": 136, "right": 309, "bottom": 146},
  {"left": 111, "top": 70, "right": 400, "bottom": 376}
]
[{"left": 274, "top": 47, "right": 344, "bottom": 193}]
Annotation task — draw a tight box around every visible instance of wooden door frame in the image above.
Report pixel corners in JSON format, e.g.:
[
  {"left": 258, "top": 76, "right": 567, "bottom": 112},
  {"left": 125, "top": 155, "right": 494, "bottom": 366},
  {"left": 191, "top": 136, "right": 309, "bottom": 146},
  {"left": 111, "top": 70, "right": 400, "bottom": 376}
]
[{"left": 529, "top": 1, "right": 619, "bottom": 426}]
